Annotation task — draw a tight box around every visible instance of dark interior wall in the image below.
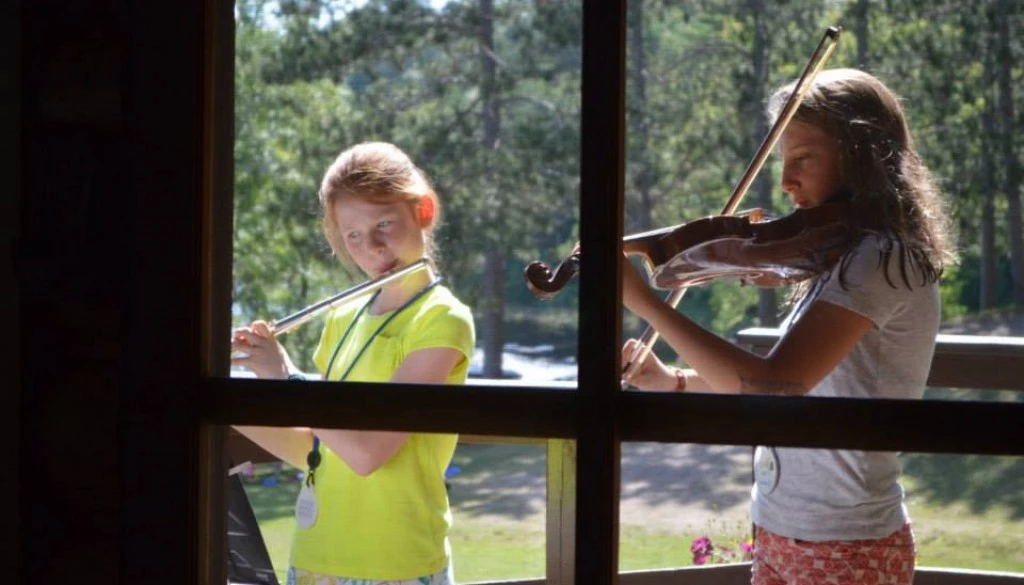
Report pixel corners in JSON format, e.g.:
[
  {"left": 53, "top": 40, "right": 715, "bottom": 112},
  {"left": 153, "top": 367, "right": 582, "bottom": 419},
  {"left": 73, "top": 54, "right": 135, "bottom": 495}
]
[
  {"left": 19, "top": 1, "right": 205, "bottom": 583},
  {"left": 4, "top": 0, "right": 21, "bottom": 580},
  {"left": 20, "top": 0, "right": 122, "bottom": 581}
]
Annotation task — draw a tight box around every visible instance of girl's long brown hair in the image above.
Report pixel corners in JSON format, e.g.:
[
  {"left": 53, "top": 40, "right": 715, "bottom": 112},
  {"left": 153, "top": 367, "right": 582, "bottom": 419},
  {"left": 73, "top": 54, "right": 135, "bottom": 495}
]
[{"left": 768, "top": 68, "right": 957, "bottom": 294}]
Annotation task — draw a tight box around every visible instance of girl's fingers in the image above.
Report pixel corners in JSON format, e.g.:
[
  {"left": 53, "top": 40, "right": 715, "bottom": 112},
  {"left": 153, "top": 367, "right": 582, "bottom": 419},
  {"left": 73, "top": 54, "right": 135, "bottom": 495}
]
[
  {"left": 621, "top": 339, "right": 638, "bottom": 361},
  {"left": 233, "top": 327, "right": 273, "bottom": 349},
  {"left": 251, "top": 320, "right": 275, "bottom": 339}
]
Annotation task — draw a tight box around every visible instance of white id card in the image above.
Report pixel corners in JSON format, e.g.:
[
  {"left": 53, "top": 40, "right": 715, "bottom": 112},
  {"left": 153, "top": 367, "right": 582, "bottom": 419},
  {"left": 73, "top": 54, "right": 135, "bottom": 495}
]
[
  {"left": 753, "top": 446, "right": 780, "bottom": 494},
  {"left": 295, "top": 484, "right": 318, "bottom": 529}
]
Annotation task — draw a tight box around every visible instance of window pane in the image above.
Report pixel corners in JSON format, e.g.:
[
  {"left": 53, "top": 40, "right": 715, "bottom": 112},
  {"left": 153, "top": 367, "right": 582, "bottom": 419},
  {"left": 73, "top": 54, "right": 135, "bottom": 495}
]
[
  {"left": 223, "top": 427, "right": 549, "bottom": 583},
  {"left": 231, "top": 0, "right": 583, "bottom": 388},
  {"left": 903, "top": 451, "right": 1024, "bottom": 571},
  {"left": 622, "top": 0, "right": 1024, "bottom": 403},
  {"left": 620, "top": 442, "right": 752, "bottom": 573},
  {"left": 448, "top": 439, "right": 547, "bottom": 582},
  {"left": 619, "top": 442, "right": 1024, "bottom": 578}
]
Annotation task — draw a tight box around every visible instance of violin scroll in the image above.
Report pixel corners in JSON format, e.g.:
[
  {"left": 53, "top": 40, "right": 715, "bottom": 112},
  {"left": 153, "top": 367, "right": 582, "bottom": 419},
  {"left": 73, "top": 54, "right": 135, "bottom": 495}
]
[{"left": 524, "top": 254, "right": 580, "bottom": 301}]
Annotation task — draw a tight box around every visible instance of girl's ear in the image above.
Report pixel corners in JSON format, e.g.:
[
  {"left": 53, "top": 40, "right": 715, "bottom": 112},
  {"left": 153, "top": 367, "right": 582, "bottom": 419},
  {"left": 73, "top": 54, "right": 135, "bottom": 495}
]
[{"left": 416, "top": 197, "right": 436, "bottom": 227}]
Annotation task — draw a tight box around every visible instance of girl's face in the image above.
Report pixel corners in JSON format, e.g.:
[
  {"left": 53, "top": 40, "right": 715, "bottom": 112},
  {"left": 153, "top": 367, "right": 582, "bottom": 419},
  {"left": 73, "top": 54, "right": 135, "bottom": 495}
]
[
  {"left": 778, "top": 121, "right": 842, "bottom": 209},
  {"left": 334, "top": 196, "right": 426, "bottom": 278}
]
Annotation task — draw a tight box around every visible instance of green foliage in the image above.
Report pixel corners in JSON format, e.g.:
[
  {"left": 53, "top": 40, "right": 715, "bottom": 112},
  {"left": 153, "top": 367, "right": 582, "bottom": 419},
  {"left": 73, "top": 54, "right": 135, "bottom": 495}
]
[{"left": 234, "top": 0, "right": 1024, "bottom": 373}]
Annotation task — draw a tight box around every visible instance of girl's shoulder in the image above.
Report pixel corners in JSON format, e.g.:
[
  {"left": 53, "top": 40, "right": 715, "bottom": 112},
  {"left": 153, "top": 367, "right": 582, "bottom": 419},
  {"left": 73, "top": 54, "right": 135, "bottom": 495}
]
[
  {"left": 840, "top": 231, "right": 901, "bottom": 268},
  {"left": 416, "top": 284, "right": 474, "bottom": 323},
  {"left": 835, "top": 231, "right": 932, "bottom": 291},
  {"left": 405, "top": 284, "right": 476, "bottom": 350},
  {"left": 849, "top": 230, "right": 897, "bottom": 253}
]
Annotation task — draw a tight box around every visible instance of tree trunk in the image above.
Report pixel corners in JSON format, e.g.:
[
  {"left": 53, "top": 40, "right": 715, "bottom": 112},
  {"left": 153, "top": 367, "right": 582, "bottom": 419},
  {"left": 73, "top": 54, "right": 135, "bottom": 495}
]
[
  {"left": 481, "top": 247, "right": 506, "bottom": 378},
  {"left": 628, "top": 0, "right": 654, "bottom": 232},
  {"left": 854, "top": 0, "right": 870, "bottom": 69},
  {"left": 747, "top": 0, "right": 777, "bottom": 326},
  {"left": 479, "top": 0, "right": 506, "bottom": 378},
  {"left": 979, "top": 56, "right": 997, "bottom": 310},
  {"left": 996, "top": 0, "right": 1024, "bottom": 303}
]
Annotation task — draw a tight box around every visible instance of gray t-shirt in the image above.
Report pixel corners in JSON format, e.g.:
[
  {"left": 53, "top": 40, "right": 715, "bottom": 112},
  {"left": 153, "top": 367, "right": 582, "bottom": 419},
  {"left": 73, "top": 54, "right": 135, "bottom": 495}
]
[{"left": 750, "top": 234, "right": 940, "bottom": 541}]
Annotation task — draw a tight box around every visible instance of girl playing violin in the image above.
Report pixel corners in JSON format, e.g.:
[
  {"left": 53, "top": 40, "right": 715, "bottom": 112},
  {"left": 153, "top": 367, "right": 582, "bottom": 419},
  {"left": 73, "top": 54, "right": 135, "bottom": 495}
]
[
  {"left": 621, "top": 68, "right": 956, "bottom": 585},
  {"left": 231, "top": 142, "right": 475, "bottom": 585}
]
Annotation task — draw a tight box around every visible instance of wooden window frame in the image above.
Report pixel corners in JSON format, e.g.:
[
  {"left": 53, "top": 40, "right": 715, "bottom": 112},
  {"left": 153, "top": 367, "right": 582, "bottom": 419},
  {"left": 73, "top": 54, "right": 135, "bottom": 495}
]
[{"left": 195, "top": 2, "right": 1024, "bottom": 585}]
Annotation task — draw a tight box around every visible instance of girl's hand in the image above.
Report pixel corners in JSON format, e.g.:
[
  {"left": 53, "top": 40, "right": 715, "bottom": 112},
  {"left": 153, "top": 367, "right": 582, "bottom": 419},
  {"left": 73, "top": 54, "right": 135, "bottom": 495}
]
[
  {"left": 230, "top": 320, "right": 291, "bottom": 379},
  {"left": 621, "top": 338, "right": 679, "bottom": 392}
]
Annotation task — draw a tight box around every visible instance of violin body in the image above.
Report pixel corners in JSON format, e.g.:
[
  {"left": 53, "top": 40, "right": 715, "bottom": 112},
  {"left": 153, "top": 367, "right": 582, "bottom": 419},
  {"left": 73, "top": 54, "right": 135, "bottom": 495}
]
[
  {"left": 646, "top": 203, "right": 856, "bottom": 290},
  {"left": 523, "top": 203, "right": 857, "bottom": 299}
]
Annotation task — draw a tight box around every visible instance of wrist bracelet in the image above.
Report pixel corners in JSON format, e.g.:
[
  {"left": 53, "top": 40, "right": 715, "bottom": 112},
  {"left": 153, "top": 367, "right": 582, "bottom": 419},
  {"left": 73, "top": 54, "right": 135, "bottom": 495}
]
[{"left": 673, "top": 369, "right": 687, "bottom": 392}]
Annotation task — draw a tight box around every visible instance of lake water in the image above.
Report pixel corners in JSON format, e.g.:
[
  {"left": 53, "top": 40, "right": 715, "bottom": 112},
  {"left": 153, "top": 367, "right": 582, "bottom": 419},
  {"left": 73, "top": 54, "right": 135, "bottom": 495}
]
[
  {"left": 232, "top": 345, "right": 579, "bottom": 384},
  {"left": 468, "top": 346, "right": 577, "bottom": 383}
]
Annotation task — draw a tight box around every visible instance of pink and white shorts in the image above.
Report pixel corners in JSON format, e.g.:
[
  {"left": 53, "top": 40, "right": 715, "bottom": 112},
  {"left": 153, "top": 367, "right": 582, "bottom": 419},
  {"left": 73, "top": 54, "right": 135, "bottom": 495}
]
[{"left": 751, "top": 523, "right": 915, "bottom": 585}]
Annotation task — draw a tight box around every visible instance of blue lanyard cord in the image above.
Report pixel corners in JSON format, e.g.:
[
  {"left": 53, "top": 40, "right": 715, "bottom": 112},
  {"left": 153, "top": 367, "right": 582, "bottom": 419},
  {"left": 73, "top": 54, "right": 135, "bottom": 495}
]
[
  {"left": 306, "top": 278, "right": 442, "bottom": 485},
  {"left": 322, "top": 290, "right": 380, "bottom": 383},
  {"left": 323, "top": 278, "right": 442, "bottom": 382}
]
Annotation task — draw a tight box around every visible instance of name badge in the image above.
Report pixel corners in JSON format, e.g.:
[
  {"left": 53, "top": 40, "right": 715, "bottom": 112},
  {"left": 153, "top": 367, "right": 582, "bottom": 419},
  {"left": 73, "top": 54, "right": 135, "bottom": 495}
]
[
  {"left": 754, "top": 446, "right": 780, "bottom": 494},
  {"left": 295, "top": 484, "right": 318, "bottom": 529}
]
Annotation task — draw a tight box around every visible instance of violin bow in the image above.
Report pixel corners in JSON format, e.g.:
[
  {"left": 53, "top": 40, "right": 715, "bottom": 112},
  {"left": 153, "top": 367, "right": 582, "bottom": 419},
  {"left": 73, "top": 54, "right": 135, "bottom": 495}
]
[{"left": 621, "top": 26, "right": 842, "bottom": 388}]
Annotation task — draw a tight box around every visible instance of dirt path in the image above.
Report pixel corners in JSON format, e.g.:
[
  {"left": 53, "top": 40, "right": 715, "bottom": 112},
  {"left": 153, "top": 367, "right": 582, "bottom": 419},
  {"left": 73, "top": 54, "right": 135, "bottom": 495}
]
[
  {"left": 449, "top": 442, "right": 752, "bottom": 535},
  {"left": 620, "top": 443, "right": 752, "bottom": 533}
]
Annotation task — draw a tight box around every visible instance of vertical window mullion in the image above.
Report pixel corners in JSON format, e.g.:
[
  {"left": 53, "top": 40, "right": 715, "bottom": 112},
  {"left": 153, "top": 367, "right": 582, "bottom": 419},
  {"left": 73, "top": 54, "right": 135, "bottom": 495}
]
[
  {"left": 199, "top": 0, "right": 236, "bottom": 583},
  {"left": 575, "top": 2, "right": 627, "bottom": 584}
]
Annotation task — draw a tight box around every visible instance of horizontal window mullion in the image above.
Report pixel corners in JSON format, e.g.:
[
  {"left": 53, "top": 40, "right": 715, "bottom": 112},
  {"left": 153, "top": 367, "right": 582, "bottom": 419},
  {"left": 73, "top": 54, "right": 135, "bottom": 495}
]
[
  {"left": 620, "top": 392, "right": 1024, "bottom": 455},
  {"left": 201, "top": 378, "right": 577, "bottom": 438},
  {"left": 203, "top": 379, "right": 1024, "bottom": 455}
]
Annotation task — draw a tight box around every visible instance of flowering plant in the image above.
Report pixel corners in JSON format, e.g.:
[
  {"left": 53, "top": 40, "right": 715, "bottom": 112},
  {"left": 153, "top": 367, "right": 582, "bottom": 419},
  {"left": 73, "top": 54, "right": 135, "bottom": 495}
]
[{"left": 690, "top": 535, "right": 754, "bottom": 565}]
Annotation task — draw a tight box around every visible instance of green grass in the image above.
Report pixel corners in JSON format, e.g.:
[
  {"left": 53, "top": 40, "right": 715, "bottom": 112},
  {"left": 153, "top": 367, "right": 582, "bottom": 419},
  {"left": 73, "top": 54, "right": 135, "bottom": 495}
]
[
  {"left": 449, "top": 521, "right": 545, "bottom": 582},
  {"left": 242, "top": 447, "right": 1024, "bottom": 582},
  {"left": 900, "top": 452, "right": 1024, "bottom": 571}
]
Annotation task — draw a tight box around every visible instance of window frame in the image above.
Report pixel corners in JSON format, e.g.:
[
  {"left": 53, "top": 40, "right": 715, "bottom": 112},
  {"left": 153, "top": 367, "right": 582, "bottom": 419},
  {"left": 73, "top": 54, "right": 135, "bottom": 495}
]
[{"left": 197, "top": 2, "right": 1024, "bottom": 585}]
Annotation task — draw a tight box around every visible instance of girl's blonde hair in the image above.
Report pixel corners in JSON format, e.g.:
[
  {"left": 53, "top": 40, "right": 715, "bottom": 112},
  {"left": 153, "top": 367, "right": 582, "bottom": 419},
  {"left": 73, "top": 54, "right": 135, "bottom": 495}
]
[
  {"left": 318, "top": 142, "right": 441, "bottom": 274},
  {"left": 768, "top": 68, "right": 957, "bottom": 290}
]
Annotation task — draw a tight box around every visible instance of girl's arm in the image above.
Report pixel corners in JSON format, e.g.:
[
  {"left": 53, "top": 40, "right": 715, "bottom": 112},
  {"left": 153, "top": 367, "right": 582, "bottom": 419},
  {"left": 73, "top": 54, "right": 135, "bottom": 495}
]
[
  {"left": 231, "top": 425, "right": 314, "bottom": 470},
  {"left": 621, "top": 338, "right": 716, "bottom": 392},
  {"left": 313, "top": 346, "right": 464, "bottom": 476},
  {"left": 622, "top": 256, "right": 873, "bottom": 395}
]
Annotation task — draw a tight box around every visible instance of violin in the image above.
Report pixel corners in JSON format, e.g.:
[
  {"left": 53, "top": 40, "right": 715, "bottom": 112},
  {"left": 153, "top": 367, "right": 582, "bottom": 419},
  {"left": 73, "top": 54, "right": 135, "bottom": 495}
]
[
  {"left": 522, "top": 26, "right": 843, "bottom": 384},
  {"left": 524, "top": 202, "right": 856, "bottom": 300},
  {"left": 523, "top": 26, "right": 844, "bottom": 302}
]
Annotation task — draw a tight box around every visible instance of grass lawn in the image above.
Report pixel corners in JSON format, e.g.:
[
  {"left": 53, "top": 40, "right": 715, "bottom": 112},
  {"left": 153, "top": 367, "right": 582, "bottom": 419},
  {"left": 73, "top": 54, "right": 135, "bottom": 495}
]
[{"left": 241, "top": 447, "right": 1024, "bottom": 582}]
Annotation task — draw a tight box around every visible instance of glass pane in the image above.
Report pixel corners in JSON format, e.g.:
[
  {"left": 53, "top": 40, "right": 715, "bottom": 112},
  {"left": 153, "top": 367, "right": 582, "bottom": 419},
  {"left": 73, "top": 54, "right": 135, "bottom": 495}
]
[
  {"left": 620, "top": 443, "right": 1024, "bottom": 579},
  {"left": 447, "top": 438, "right": 547, "bottom": 582},
  {"left": 620, "top": 442, "right": 752, "bottom": 573},
  {"left": 223, "top": 426, "right": 548, "bottom": 583},
  {"left": 903, "top": 451, "right": 1024, "bottom": 571},
  {"left": 622, "top": 0, "right": 1024, "bottom": 401},
  {"left": 231, "top": 0, "right": 583, "bottom": 388}
]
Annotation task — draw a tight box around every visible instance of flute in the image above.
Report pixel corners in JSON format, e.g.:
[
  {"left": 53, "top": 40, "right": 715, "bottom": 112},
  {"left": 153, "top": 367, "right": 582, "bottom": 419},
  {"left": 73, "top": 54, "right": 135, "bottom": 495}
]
[{"left": 269, "top": 258, "right": 430, "bottom": 335}]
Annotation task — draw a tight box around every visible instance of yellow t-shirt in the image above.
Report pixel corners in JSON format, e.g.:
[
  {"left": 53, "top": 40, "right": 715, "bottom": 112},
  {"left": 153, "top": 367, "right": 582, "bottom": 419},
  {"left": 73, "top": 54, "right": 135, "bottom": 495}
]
[{"left": 289, "top": 284, "right": 474, "bottom": 580}]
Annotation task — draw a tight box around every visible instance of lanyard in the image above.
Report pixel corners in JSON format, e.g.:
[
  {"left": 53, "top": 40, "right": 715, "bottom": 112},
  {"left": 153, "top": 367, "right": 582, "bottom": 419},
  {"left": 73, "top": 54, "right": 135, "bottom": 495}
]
[{"left": 305, "top": 278, "right": 441, "bottom": 487}]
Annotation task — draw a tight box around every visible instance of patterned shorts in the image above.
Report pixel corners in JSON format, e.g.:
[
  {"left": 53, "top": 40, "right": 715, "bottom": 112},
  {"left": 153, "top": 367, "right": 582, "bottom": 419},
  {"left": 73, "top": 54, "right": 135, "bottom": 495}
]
[
  {"left": 286, "top": 564, "right": 455, "bottom": 585},
  {"left": 751, "top": 523, "right": 915, "bottom": 585}
]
